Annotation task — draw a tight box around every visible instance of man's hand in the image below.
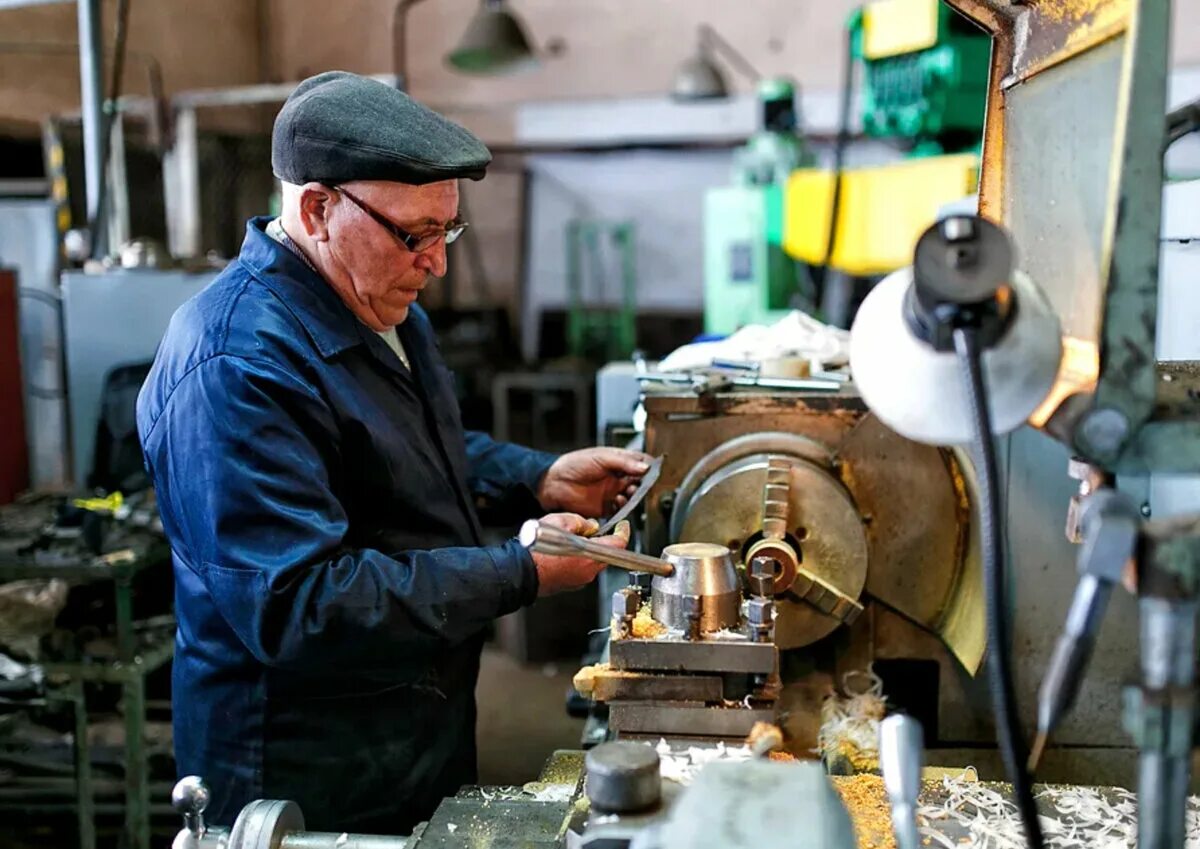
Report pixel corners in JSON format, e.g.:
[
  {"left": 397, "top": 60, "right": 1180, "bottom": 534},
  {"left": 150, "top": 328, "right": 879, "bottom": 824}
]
[
  {"left": 532, "top": 513, "right": 631, "bottom": 597},
  {"left": 537, "top": 448, "right": 653, "bottom": 518}
]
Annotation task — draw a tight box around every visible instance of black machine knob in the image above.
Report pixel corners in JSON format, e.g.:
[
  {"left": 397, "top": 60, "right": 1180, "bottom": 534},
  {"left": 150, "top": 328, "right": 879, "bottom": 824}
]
[
  {"left": 904, "top": 215, "right": 1017, "bottom": 352},
  {"left": 585, "top": 741, "right": 662, "bottom": 813}
]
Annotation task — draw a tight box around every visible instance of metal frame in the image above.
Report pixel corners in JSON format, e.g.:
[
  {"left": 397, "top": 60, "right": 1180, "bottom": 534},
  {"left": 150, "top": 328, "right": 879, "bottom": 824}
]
[
  {"left": 0, "top": 551, "right": 173, "bottom": 849},
  {"left": 944, "top": 0, "right": 1198, "bottom": 474}
]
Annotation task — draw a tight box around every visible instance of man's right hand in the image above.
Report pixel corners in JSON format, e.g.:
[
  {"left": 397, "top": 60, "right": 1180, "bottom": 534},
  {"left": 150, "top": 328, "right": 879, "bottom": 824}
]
[{"left": 532, "top": 513, "right": 631, "bottom": 597}]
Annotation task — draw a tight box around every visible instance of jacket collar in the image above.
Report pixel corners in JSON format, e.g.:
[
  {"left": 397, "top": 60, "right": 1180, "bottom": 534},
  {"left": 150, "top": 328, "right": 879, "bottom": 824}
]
[{"left": 237, "top": 217, "right": 363, "bottom": 360}]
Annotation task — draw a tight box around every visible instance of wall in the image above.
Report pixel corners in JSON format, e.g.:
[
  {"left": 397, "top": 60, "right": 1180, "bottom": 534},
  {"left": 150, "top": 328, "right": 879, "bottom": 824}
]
[
  {"left": 0, "top": 0, "right": 262, "bottom": 134},
  {"left": 266, "top": 0, "right": 1200, "bottom": 108}
]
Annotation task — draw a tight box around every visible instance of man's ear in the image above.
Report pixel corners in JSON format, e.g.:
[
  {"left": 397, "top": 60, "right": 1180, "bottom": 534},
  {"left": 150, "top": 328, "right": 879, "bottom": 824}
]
[{"left": 298, "top": 183, "right": 335, "bottom": 241}]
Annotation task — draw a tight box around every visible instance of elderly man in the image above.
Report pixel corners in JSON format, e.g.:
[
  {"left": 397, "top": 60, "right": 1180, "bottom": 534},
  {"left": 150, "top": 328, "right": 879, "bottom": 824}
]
[{"left": 137, "top": 72, "right": 646, "bottom": 834}]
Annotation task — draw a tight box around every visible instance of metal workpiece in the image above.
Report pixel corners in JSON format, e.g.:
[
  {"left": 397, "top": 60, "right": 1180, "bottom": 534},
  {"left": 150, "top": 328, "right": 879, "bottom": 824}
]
[
  {"left": 608, "top": 637, "right": 777, "bottom": 675},
  {"left": 519, "top": 520, "right": 675, "bottom": 577},
  {"left": 650, "top": 542, "right": 740, "bottom": 634},
  {"left": 596, "top": 455, "right": 663, "bottom": 536},
  {"left": 1129, "top": 597, "right": 1198, "bottom": 849},
  {"left": 585, "top": 742, "right": 662, "bottom": 813},
  {"left": 879, "top": 715, "right": 924, "bottom": 849}
]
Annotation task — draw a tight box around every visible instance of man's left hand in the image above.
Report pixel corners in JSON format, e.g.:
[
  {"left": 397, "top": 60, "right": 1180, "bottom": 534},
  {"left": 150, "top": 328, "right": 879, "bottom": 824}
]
[{"left": 537, "top": 448, "right": 654, "bottom": 519}]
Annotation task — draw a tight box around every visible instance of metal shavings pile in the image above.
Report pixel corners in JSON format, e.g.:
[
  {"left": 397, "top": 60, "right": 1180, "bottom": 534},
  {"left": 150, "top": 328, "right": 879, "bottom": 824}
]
[
  {"left": 817, "top": 668, "right": 887, "bottom": 772},
  {"left": 832, "top": 774, "right": 898, "bottom": 849},
  {"left": 654, "top": 738, "right": 753, "bottom": 785},
  {"left": 918, "top": 775, "right": 1200, "bottom": 849},
  {"left": 630, "top": 603, "right": 668, "bottom": 639}
]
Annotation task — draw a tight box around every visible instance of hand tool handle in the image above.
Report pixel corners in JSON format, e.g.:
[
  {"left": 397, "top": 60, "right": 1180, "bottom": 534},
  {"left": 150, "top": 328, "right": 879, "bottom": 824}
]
[{"left": 518, "top": 520, "right": 674, "bottom": 577}]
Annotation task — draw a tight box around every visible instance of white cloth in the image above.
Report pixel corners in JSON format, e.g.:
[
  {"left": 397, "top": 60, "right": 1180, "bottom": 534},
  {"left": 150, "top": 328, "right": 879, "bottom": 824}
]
[{"left": 657, "top": 310, "right": 850, "bottom": 373}]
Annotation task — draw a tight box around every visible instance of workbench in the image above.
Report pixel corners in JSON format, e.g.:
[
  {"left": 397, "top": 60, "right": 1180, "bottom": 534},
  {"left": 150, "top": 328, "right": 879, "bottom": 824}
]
[{"left": 0, "top": 494, "right": 174, "bottom": 849}]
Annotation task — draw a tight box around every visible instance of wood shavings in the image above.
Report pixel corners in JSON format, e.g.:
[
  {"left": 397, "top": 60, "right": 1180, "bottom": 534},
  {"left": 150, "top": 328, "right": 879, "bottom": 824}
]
[{"left": 817, "top": 667, "right": 886, "bottom": 772}]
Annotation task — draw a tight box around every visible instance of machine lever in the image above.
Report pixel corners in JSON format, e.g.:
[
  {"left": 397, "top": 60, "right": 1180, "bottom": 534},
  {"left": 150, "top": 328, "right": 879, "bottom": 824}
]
[
  {"left": 519, "top": 520, "right": 675, "bottom": 577},
  {"left": 880, "top": 714, "right": 924, "bottom": 849}
]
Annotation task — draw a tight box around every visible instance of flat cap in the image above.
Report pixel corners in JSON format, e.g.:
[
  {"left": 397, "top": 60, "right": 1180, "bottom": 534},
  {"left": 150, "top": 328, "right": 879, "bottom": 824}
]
[{"left": 272, "top": 71, "right": 491, "bottom": 185}]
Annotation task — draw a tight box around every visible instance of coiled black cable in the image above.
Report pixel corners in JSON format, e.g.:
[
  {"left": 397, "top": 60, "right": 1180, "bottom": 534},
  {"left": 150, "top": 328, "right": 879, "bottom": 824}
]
[{"left": 953, "top": 326, "right": 1044, "bottom": 849}]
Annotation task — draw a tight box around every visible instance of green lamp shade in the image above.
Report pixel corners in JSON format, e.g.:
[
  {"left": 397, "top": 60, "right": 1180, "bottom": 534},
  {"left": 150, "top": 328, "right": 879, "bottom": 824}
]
[{"left": 447, "top": 2, "right": 538, "bottom": 75}]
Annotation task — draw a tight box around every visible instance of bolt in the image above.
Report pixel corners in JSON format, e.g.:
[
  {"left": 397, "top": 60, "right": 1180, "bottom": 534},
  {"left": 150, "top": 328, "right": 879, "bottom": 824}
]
[
  {"left": 941, "top": 216, "right": 977, "bottom": 243},
  {"left": 1077, "top": 407, "right": 1131, "bottom": 459},
  {"left": 682, "top": 594, "right": 702, "bottom": 640},
  {"left": 1141, "top": 502, "right": 1152, "bottom": 518},
  {"left": 747, "top": 599, "right": 774, "bottom": 642},
  {"left": 615, "top": 588, "right": 640, "bottom": 618}
]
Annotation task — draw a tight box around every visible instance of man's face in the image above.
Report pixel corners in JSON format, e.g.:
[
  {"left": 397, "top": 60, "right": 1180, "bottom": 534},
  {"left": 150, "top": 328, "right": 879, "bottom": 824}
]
[{"left": 325, "top": 179, "right": 459, "bottom": 329}]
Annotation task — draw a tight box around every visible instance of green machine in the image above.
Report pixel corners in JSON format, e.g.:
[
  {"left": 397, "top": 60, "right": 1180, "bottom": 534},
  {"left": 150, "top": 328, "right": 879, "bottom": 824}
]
[
  {"left": 703, "top": 78, "right": 814, "bottom": 336},
  {"left": 784, "top": 0, "right": 991, "bottom": 280},
  {"left": 851, "top": 0, "right": 990, "bottom": 156}
]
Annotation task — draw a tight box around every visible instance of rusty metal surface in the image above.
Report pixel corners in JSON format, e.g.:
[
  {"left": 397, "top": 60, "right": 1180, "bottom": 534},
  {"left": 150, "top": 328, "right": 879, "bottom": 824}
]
[
  {"left": 836, "top": 415, "right": 985, "bottom": 673},
  {"left": 643, "top": 392, "right": 861, "bottom": 556},
  {"left": 608, "top": 702, "right": 776, "bottom": 738},
  {"left": 1153, "top": 362, "right": 1200, "bottom": 421},
  {"left": 608, "top": 636, "right": 778, "bottom": 675},
  {"left": 945, "top": 0, "right": 1186, "bottom": 471},
  {"left": 587, "top": 669, "right": 725, "bottom": 703}
]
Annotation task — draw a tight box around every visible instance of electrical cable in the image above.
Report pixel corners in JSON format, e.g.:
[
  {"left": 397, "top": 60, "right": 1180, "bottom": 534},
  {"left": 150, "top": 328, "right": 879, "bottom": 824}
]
[
  {"left": 1166, "top": 96, "right": 1200, "bottom": 148},
  {"left": 954, "top": 326, "right": 1044, "bottom": 849},
  {"left": 814, "top": 16, "right": 858, "bottom": 304}
]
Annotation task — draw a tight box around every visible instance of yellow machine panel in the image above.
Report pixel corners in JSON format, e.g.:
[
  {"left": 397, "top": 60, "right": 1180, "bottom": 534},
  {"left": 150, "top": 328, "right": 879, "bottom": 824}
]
[
  {"left": 863, "top": 0, "right": 941, "bottom": 59},
  {"left": 783, "top": 153, "right": 978, "bottom": 277}
]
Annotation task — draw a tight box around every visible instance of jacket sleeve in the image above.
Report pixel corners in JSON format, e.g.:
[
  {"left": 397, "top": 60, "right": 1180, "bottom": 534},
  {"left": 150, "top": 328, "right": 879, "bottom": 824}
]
[
  {"left": 462, "top": 430, "right": 557, "bottom": 506},
  {"left": 142, "top": 353, "right": 539, "bottom": 673}
]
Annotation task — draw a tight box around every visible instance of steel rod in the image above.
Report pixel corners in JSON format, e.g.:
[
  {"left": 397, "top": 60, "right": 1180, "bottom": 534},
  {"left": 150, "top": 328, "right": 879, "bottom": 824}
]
[{"left": 518, "top": 521, "right": 673, "bottom": 577}]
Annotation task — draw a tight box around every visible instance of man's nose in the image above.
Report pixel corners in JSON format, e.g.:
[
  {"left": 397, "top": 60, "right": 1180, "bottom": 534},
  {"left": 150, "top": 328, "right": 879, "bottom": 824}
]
[{"left": 414, "top": 240, "right": 448, "bottom": 278}]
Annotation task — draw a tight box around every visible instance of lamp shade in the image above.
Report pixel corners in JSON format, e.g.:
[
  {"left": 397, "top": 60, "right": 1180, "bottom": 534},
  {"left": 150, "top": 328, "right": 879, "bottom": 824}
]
[
  {"left": 671, "top": 52, "right": 729, "bottom": 100},
  {"left": 446, "top": 1, "right": 538, "bottom": 75},
  {"left": 849, "top": 266, "right": 1062, "bottom": 446}
]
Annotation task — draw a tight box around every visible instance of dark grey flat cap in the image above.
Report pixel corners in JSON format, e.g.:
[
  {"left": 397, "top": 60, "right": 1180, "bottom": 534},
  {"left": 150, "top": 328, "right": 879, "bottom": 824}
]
[{"left": 272, "top": 71, "right": 491, "bottom": 185}]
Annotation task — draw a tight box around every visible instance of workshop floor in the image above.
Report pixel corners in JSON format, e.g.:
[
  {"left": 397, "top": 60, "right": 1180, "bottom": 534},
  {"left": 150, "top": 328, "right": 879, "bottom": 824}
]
[{"left": 475, "top": 645, "right": 585, "bottom": 785}]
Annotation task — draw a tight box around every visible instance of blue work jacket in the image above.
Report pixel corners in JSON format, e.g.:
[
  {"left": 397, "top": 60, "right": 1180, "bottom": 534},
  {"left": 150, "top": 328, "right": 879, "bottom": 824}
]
[{"left": 137, "top": 218, "right": 556, "bottom": 834}]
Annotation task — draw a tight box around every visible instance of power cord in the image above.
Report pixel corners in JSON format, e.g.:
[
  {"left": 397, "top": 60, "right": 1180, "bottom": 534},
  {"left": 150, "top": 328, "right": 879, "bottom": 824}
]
[{"left": 953, "top": 325, "right": 1044, "bottom": 849}]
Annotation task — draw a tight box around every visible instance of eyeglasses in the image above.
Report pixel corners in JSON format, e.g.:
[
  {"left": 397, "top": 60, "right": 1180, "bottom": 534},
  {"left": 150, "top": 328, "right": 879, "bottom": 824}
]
[{"left": 336, "top": 187, "right": 468, "bottom": 253}]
